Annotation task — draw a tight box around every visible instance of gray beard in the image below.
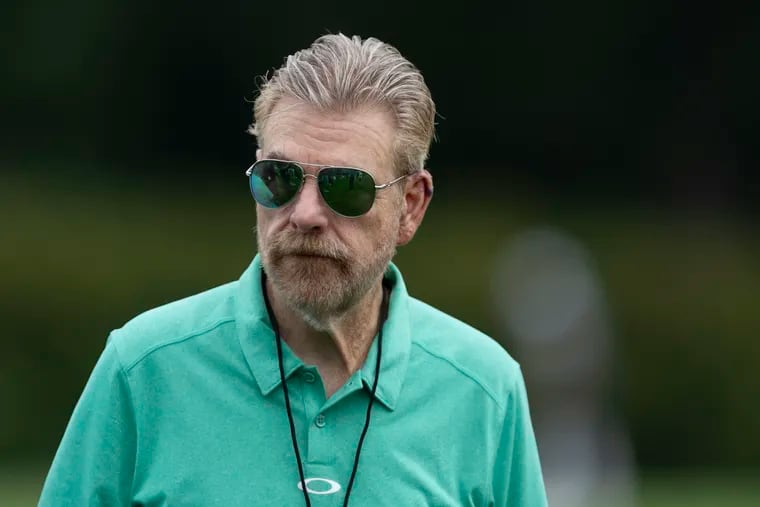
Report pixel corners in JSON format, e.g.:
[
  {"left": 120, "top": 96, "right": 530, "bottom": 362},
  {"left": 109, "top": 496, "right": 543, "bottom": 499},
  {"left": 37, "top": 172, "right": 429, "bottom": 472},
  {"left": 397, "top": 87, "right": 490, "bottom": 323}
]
[
  {"left": 260, "top": 242, "right": 396, "bottom": 331},
  {"left": 256, "top": 222, "right": 398, "bottom": 330},
  {"left": 280, "top": 266, "right": 364, "bottom": 330}
]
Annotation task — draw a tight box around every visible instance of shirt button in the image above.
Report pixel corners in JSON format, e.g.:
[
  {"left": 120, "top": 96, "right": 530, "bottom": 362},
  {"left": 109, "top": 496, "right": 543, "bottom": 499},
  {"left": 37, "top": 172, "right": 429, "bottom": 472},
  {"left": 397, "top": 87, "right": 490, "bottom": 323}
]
[
  {"left": 315, "top": 414, "right": 326, "bottom": 428},
  {"left": 303, "top": 371, "right": 316, "bottom": 383}
]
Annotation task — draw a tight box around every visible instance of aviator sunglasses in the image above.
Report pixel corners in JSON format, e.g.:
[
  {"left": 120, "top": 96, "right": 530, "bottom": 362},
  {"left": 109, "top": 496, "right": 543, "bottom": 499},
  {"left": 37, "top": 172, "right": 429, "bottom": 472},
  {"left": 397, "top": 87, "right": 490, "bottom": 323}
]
[{"left": 245, "top": 159, "right": 411, "bottom": 217}]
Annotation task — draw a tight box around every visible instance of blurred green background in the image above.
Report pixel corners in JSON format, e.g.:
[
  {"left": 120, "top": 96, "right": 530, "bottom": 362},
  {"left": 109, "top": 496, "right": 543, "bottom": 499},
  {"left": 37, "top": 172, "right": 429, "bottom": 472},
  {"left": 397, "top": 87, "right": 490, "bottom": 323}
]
[{"left": 2, "top": 0, "right": 758, "bottom": 505}]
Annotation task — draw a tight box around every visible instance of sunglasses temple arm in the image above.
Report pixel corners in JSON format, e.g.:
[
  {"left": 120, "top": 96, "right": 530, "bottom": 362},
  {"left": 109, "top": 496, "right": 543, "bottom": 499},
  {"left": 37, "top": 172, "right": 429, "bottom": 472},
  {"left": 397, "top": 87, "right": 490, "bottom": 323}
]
[
  {"left": 375, "top": 173, "right": 411, "bottom": 190},
  {"left": 375, "top": 172, "right": 433, "bottom": 197}
]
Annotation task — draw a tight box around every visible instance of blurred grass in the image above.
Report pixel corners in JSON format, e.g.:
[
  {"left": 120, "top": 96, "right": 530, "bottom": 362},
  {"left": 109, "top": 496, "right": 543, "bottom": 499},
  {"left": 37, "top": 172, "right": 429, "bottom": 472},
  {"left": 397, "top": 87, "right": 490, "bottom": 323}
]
[
  {"left": 637, "top": 472, "right": 760, "bottom": 507},
  {"left": 3, "top": 463, "right": 760, "bottom": 506},
  {"left": 1, "top": 462, "right": 46, "bottom": 507}
]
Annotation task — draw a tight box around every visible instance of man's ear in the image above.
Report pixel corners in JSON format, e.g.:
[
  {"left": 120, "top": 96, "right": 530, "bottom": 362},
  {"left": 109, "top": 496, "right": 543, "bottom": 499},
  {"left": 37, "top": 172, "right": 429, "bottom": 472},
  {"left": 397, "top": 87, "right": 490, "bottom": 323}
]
[
  {"left": 397, "top": 169, "right": 434, "bottom": 246},
  {"left": 256, "top": 148, "right": 262, "bottom": 160}
]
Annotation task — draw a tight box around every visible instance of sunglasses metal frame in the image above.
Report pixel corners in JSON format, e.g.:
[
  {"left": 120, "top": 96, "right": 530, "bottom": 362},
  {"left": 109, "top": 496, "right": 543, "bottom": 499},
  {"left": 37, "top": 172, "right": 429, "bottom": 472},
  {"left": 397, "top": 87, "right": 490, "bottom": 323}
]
[{"left": 245, "top": 158, "right": 412, "bottom": 217}]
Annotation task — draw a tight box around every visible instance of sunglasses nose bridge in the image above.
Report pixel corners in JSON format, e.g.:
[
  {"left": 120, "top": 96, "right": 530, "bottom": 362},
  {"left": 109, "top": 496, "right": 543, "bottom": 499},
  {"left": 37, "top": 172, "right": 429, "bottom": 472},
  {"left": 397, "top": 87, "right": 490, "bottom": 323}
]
[
  {"left": 299, "top": 173, "right": 319, "bottom": 196},
  {"left": 286, "top": 171, "right": 333, "bottom": 230},
  {"left": 292, "top": 172, "right": 327, "bottom": 209}
]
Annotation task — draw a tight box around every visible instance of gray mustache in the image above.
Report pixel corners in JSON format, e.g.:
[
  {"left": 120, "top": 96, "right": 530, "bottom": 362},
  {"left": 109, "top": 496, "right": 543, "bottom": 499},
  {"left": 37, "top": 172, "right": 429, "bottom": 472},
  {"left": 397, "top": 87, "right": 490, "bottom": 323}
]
[{"left": 271, "top": 236, "right": 348, "bottom": 261}]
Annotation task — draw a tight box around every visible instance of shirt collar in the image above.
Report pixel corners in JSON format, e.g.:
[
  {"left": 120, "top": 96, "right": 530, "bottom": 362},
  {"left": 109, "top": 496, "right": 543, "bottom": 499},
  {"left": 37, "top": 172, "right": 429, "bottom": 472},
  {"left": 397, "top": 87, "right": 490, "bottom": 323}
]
[{"left": 235, "top": 254, "right": 411, "bottom": 411}]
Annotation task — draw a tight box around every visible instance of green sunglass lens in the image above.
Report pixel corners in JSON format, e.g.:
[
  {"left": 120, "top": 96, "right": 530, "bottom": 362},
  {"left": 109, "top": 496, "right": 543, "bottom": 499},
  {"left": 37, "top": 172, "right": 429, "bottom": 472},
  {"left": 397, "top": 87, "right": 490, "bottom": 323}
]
[
  {"left": 250, "top": 161, "right": 303, "bottom": 208},
  {"left": 318, "top": 168, "right": 376, "bottom": 217}
]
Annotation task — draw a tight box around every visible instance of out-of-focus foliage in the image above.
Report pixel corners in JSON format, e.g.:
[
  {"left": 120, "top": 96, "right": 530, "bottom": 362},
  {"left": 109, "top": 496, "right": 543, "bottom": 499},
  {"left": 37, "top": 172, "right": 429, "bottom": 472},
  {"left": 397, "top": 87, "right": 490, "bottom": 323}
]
[{"left": 1, "top": 165, "right": 758, "bottom": 469}]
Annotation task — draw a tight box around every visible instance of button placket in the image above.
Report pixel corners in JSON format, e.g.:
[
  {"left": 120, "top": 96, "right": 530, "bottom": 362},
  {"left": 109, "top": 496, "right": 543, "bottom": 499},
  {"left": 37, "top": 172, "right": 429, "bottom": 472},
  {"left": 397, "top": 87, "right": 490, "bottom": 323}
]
[{"left": 301, "top": 368, "right": 331, "bottom": 464}]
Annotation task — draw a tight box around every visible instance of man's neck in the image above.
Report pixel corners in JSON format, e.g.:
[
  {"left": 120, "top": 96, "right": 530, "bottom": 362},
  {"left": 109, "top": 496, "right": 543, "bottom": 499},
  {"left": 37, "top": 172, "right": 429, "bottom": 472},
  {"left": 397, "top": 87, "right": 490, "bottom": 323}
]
[{"left": 266, "top": 278, "right": 385, "bottom": 398}]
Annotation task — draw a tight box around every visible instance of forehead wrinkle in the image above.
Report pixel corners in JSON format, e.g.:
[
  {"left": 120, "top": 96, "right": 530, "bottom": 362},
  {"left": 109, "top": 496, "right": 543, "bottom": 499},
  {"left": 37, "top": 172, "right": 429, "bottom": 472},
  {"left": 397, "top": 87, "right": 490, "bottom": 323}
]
[
  {"left": 263, "top": 101, "right": 394, "bottom": 171},
  {"left": 275, "top": 115, "right": 388, "bottom": 162}
]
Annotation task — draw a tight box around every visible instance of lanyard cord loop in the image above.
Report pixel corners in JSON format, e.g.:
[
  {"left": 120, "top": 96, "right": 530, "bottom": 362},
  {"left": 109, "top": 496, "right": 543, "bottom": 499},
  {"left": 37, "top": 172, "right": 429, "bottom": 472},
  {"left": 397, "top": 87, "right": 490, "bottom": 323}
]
[{"left": 262, "top": 271, "right": 389, "bottom": 507}]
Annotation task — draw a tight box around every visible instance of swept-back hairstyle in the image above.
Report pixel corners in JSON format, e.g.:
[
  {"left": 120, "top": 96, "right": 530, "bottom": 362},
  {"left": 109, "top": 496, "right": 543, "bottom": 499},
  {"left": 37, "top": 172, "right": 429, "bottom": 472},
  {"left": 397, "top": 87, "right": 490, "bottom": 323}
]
[{"left": 249, "top": 33, "right": 436, "bottom": 175}]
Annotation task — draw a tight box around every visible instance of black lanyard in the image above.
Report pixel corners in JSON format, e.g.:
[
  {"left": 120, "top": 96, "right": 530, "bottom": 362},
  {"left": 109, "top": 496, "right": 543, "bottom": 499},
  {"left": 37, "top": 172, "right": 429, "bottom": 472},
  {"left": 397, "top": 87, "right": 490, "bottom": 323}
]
[{"left": 262, "top": 271, "right": 389, "bottom": 506}]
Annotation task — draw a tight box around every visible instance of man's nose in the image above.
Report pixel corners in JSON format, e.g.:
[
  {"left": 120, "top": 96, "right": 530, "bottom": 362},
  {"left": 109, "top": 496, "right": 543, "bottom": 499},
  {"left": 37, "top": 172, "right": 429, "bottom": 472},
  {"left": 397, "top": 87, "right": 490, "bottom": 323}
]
[{"left": 288, "top": 175, "right": 330, "bottom": 231}]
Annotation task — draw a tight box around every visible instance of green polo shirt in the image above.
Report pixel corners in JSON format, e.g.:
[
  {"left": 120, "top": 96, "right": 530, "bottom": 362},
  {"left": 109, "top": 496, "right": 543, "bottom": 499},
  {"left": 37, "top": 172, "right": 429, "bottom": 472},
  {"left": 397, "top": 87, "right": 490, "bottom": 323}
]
[{"left": 39, "top": 256, "right": 547, "bottom": 506}]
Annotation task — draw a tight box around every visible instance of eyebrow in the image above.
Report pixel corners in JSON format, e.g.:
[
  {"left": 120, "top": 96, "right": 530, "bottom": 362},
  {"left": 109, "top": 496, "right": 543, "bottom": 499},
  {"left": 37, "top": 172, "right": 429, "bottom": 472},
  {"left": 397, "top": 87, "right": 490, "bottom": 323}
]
[
  {"left": 262, "top": 151, "right": 367, "bottom": 171},
  {"left": 263, "top": 150, "right": 332, "bottom": 166},
  {"left": 264, "top": 150, "right": 289, "bottom": 161}
]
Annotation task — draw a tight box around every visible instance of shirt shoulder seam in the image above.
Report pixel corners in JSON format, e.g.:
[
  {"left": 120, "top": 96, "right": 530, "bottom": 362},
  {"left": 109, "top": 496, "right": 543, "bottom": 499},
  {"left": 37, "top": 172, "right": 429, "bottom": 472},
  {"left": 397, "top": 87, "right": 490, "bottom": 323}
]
[
  {"left": 122, "top": 317, "right": 236, "bottom": 372},
  {"left": 109, "top": 341, "right": 140, "bottom": 496},
  {"left": 411, "top": 340, "right": 506, "bottom": 411}
]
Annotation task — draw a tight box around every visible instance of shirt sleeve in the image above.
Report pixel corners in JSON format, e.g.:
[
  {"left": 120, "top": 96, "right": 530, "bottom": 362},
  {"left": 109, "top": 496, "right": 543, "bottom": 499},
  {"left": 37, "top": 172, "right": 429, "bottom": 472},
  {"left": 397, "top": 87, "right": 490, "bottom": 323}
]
[
  {"left": 38, "top": 335, "right": 137, "bottom": 506},
  {"left": 492, "top": 366, "right": 548, "bottom": 507}
]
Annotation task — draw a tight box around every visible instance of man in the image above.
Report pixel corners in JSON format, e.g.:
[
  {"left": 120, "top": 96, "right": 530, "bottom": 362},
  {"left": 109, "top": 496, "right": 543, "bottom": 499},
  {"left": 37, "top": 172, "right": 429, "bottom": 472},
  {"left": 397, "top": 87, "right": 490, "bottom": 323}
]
[{"left": 39, "top": 33, "right": 547, "bottom": 506}]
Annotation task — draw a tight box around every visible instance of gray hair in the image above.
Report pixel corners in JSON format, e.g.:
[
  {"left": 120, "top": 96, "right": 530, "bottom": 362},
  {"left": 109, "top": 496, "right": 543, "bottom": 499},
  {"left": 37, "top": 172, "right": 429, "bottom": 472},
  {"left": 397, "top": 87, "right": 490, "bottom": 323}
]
[{"left": 249, "top": 33, "right": 436, "bottom": 176}]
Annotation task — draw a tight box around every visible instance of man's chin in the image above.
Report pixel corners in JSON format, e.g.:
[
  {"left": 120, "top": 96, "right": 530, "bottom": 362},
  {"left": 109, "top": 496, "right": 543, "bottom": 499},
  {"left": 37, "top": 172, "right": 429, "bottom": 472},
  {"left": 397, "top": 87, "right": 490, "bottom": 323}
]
[
  {"left": 277, "top": 281, "right": 353, "bottom": 321},
  {"left": 268, "top": 262, "right": 346, "bottom": 301},
  {"left": 273, "top": 253, "right": 347, "bottom": 276}
]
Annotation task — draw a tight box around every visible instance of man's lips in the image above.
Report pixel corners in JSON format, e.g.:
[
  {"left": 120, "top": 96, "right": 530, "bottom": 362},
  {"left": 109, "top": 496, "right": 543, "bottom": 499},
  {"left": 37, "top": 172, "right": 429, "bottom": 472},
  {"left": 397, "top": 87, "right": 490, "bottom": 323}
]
[{"left": 283, "top": 251, "right": 339, "bottom": 260}]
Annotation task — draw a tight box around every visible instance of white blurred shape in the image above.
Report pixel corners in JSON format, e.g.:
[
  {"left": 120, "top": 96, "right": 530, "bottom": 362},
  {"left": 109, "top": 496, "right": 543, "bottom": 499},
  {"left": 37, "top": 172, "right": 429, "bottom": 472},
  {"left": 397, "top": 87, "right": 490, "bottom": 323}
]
[{"left": 491, "top": 227, "right": 637, "bottom": 507}]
